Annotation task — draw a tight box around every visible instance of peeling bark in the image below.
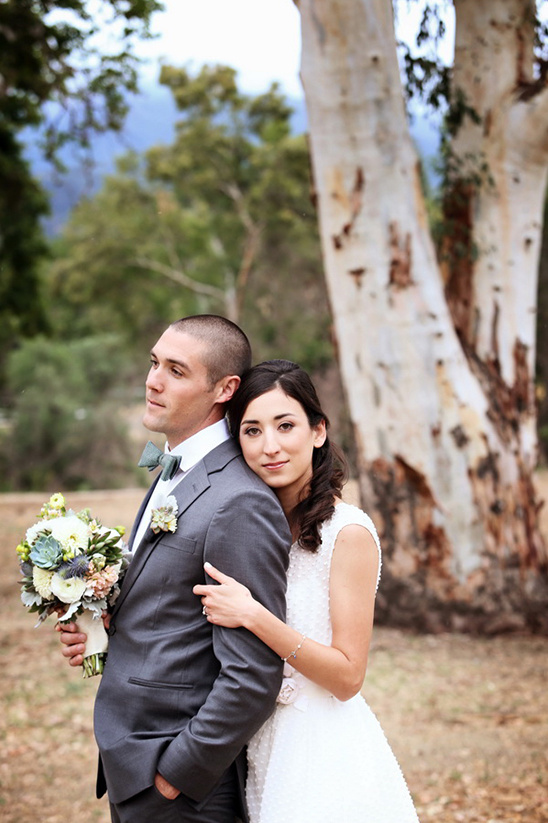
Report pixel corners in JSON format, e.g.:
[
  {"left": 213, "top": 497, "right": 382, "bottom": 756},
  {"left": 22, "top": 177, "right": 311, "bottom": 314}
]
[
  {"left": 441, "top": 182, "right": 475, "bottom": 345},
  {"left": 388, "top": 222, "right": 412, "bottom": 288}
]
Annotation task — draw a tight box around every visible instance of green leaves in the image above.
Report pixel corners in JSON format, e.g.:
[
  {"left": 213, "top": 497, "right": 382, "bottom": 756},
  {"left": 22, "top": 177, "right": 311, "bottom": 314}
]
[
  {"left": 2, "top": 335, "right": 136, "bottom": 490},
  {"left": 0, "top": 0, "right": 164, "bottom": 391},
  {"left": 46, "top": 65, "right": 332, "bottom": 372}
]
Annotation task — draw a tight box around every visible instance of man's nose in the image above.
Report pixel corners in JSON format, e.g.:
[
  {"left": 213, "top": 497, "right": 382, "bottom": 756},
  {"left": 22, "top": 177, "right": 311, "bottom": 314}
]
[{"left": 146, "top": 367, "right": 162, "bottom": 392}]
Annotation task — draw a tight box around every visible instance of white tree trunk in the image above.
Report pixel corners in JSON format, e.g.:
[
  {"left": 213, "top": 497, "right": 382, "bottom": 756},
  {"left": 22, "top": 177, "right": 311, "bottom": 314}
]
[{"left": 297, "top": 0, "right": 548, "bottom": 631}]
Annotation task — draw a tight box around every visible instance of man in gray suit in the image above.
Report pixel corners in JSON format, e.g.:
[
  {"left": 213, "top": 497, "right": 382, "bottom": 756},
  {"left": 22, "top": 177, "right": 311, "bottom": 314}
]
[{"left": 59, "top": 315, "right": 290, "bottom": 822}]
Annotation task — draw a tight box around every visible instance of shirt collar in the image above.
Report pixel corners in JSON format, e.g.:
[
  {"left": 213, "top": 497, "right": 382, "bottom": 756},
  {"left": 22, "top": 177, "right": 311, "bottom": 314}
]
[{"left": 166, "top": 417, "right": 231, "bottom": 473}]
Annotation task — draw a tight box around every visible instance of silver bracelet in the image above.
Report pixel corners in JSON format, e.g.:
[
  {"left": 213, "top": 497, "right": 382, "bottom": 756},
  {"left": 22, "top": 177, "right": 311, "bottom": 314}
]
[{"left": 282, "top": 634, "right": 307, "bottom": 663}]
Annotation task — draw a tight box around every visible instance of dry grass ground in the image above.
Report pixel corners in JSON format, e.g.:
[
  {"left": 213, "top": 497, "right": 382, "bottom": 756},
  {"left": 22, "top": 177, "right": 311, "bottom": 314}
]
[{"left": 1, "top": 481, "right": 547, "bottom": 822}]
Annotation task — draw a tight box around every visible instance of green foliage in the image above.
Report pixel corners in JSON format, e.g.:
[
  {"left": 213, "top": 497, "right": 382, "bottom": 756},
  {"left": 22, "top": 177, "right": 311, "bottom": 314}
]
[
  {"left": 46, "top": 154, "right": 197, "bottom": 351},
  {"left": 0, "top": 126, "right": 50, "bottom": 386},
  {"left": 46, "top": 65, "right": 333, "bottom": 373},
  {"left": 2, "top": 66, "right": 335, "bottom": 491},
  {"left": 0, "top": 0, "right": 163, "bottom": 156},
  {"left": 0, "top": 335, "right": 136, "bottom": 491},
  {"left": 0, "top": 0, "right": 163, "bottom": 389}
]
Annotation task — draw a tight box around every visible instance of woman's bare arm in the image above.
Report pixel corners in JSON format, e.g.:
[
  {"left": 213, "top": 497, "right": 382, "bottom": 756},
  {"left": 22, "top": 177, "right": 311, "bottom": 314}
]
[{"left": 193, "top": 524, "right": 379, "bottom": 701}]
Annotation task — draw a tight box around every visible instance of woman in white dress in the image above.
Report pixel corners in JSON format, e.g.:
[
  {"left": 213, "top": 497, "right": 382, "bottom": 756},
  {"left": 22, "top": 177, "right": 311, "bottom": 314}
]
[{"left": 194, "top": 359, "right": 420, "bottom": 823}]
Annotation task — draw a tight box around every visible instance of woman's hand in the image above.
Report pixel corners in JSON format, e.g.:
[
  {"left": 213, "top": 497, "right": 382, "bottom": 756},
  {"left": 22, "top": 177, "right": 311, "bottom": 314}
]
[{"left": 193, "top": 561, "right": 256, "bottom": 628}]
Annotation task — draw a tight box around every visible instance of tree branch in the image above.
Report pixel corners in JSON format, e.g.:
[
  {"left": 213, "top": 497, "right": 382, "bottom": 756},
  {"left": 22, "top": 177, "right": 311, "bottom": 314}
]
[{"left": 133, "top": 257, "right": 225, "bottom": 301}]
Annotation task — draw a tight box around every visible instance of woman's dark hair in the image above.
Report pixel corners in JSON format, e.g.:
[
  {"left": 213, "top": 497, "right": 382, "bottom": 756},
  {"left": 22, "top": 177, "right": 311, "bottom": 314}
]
[{"left": 228, "top": 359, "right": 348, "bottom": 551}]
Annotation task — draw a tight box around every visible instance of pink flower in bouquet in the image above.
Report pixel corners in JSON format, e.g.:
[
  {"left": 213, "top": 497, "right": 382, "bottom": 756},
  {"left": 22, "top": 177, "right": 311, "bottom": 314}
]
[{"left": 87, "top": 565, "right": 120, "bottom": 599}]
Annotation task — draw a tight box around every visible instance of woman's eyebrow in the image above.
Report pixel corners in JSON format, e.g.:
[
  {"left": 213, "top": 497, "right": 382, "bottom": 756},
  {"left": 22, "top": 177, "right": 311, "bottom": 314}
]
[{"left": 241, "top": 412, "right": 297, "bottom": 424}]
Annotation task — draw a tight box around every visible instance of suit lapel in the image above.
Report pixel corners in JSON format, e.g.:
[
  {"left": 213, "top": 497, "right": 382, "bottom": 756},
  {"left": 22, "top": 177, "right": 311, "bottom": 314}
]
[
  {"left": 127, "top": 478, "right": 159, "bottom": 550},
  {"left": 111, "top": 460, "right": 215, "bottom": 617}
]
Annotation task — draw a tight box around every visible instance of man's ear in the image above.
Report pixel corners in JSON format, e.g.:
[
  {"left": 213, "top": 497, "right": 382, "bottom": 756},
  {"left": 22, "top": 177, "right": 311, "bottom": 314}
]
[{"left": 216, "top": 375, "right": 241, "bottom": 404}]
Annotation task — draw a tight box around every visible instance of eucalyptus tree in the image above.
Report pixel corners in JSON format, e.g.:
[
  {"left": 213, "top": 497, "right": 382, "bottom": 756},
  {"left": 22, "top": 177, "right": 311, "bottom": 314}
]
[{"left": 296, "top": 0, "right": 548, "bottom": 631}]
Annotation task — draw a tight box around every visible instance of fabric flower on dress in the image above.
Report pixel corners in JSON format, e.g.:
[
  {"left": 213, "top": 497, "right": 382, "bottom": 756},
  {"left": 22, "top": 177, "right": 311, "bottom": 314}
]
[
  {"left": 277, "top": 676, "right": 300, "bottom": 704},
  {"left": 150, "top": 495, "right": 179, "bottom": 534},
  {"left": 276, "top": 662, "right": 309, "bottom": 711}
]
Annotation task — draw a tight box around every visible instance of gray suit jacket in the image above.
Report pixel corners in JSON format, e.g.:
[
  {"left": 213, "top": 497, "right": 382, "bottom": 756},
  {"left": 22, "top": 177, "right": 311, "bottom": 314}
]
[{"left": 94, "top": 438, "right": 290, "bottom": 811}]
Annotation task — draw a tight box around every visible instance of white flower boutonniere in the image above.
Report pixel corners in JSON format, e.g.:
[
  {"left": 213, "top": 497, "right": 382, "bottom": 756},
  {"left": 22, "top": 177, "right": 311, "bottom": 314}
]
[{"left": 150, "top": 495, "right": 179, "bottom": 534}]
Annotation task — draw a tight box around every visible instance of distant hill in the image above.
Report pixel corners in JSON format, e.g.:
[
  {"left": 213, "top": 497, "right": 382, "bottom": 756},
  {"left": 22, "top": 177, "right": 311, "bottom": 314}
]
[{"left": 25, "top": 85, "right": 440, "bottom": 236}]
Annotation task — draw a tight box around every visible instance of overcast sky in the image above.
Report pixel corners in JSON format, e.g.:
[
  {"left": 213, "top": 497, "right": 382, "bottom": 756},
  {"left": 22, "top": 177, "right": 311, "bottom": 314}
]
[
  {"left": 133, "top": 1, "right": 455, "bottom": 102},
  {"left": 136, "top": 0, "right": 303, "bottom": 97}
]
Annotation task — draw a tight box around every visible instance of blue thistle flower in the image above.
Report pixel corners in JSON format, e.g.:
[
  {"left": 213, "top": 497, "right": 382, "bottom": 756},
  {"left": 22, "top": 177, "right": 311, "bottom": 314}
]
[{"left": 58, "top": 555, "right": 90, "bottom": 579}]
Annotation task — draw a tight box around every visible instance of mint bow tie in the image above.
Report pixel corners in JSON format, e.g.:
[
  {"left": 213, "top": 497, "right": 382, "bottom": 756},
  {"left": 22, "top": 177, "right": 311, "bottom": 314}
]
[{"left": 138, "top": 441, "right": 181, "bottom": 481}]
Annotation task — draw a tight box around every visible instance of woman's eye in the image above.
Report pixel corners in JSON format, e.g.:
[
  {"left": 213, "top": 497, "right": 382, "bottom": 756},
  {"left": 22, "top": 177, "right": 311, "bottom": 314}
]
[
  {"left": 243, "top": 427, "right": 260, "bottom": 437},
  {"left": 279, "top": 422, "right": 294, "bottom": 432}
]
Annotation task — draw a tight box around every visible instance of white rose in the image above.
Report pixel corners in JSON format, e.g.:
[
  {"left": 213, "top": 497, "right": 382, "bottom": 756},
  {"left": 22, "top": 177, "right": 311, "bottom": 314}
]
[{"left": 50, "top": 573, "right": 87, "bottom": 604}]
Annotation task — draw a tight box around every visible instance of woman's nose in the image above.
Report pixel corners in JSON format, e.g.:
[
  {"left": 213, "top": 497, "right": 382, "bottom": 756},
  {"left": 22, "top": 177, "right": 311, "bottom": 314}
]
[{"left": 263, "top": 432, "right": 280, "bottom": 455}]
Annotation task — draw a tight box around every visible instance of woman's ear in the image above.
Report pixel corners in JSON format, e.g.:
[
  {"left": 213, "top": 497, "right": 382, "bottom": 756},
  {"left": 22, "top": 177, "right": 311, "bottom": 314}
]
[{"left": 314, "top": 419, "right": 327, "bottom": 448}]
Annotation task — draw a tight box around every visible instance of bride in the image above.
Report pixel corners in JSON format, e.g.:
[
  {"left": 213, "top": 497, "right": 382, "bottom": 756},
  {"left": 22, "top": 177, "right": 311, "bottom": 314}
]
[{"left": 194, "top": 359, "right": 420, "bottom": 823}]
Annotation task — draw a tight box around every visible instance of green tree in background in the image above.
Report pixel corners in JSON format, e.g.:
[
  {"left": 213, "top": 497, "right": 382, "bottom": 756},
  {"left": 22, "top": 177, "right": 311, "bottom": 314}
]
[
  {"left": 0, "top": 0, "right": 163, "bottom": 388},
  {"left": 0, "top": 335, "right": 136, "bottom": 490},
  {"left": 47, "top": 65, "right": 333, "bottom": 371}
]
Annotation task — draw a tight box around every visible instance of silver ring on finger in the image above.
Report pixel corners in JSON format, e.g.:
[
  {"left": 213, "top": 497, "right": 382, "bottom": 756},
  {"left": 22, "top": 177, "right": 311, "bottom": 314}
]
[{"left": 202, "top": 605, "right": 208, "bottom": 616}]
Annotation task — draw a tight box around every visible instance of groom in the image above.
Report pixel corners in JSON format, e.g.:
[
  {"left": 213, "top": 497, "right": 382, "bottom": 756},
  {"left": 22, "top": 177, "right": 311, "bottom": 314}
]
[{"left": 58, "top": 315, "right": 291, "bottom": 822}]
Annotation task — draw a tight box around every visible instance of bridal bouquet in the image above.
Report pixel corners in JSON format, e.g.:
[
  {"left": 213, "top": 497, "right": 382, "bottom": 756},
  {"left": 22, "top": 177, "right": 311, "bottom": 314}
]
[{"left": 16, "top": 493, "right": 131, "bottom": 678}]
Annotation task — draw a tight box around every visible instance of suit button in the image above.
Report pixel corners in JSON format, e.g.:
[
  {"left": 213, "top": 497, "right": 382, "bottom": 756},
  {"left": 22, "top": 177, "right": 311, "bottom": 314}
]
[{"left": 107, "top": 623, "right": 116, "bottom": 636}]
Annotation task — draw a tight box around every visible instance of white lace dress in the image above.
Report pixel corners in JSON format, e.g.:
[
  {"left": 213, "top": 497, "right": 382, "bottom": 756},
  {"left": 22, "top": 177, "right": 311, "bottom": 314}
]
[{"left": 246, "top": 502, "right": 420, "bottom": 823}]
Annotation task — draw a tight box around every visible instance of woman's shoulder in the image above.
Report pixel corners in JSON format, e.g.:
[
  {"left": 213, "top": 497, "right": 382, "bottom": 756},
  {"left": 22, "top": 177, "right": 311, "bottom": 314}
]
[
  {"left": 326, "top": 502, "right": 382, "bottom": 589},
  {"left": 328, "top": 501, "right": 380, "bottom": 546}
]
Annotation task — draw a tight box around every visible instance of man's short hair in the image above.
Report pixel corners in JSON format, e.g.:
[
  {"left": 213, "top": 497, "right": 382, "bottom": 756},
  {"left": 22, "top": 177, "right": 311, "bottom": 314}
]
[{"left": 170, "top": 315, "right": 252, "bottom": 386}]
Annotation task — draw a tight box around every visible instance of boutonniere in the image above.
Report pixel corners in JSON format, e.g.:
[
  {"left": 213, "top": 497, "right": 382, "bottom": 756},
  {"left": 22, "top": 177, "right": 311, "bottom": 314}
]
[{"left": 150, "top": 495, "right": 179, "bottom": 534}]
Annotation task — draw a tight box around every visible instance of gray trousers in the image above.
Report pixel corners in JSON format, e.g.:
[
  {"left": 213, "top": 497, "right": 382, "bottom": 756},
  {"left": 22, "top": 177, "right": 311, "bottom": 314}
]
[{"left": 108, "top": 765, "right": 241, "bottom": 823}]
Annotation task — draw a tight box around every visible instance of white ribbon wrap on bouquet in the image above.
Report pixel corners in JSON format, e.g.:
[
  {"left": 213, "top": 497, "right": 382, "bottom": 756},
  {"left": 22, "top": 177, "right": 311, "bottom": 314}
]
[{"left": 76, "top": 609, "right": 109, "bottom": 657}]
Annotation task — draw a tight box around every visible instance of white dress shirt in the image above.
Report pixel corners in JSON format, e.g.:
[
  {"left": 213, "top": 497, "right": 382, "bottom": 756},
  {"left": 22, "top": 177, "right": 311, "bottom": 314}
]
[{"left": 132, "top": 417, "right": 231, "bottom": 552}]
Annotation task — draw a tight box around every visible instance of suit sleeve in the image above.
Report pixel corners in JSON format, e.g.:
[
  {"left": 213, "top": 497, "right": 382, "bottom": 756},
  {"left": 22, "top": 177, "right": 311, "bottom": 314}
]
[{"left": 157, "top": 485, "right": 290, "bottom": 800}]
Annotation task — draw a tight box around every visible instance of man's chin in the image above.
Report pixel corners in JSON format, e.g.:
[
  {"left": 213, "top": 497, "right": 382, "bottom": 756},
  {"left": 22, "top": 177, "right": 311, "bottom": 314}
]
[{"left": 142, "top": 413, "right": 163, "bottom": 433}]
